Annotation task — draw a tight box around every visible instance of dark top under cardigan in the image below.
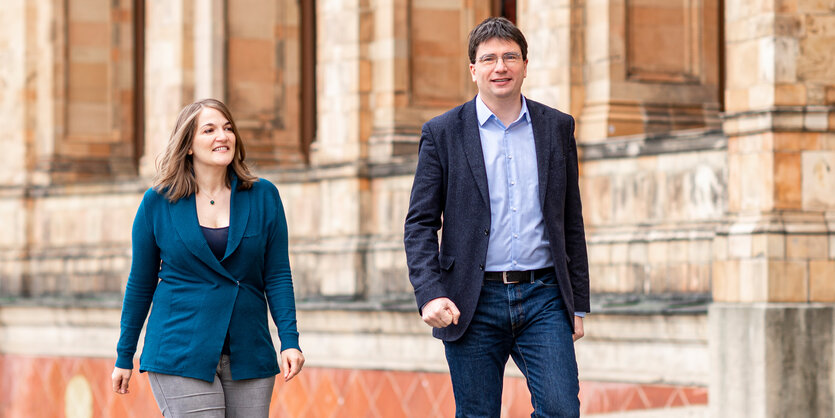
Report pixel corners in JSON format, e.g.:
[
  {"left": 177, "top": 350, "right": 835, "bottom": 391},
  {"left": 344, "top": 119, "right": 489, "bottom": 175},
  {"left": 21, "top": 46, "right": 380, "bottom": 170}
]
[{"left": 115, "top": 176, "right": 300, "bottom": 382}]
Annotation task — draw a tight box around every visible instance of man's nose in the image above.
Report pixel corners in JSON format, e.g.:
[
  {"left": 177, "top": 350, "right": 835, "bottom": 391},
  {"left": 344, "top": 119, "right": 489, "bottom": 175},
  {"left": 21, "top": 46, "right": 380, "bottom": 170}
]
[{"left": 494, "top": 58, "right": 508, "bottom": 71}]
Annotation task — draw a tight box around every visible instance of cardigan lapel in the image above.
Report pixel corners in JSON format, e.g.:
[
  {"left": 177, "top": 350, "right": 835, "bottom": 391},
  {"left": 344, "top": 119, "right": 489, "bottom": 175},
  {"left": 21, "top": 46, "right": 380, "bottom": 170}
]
[
  {"left": 223, "top": 176, "right": 250, "bottom": 261},
  {"left": 528, "top": 101, "right": 551, "bottom": 208},
  {"left": 169, "top": 188, "right": 236, "bottom": 282},
  {"left": 460, "top": 99, "right": 490, "bottom": 207}
]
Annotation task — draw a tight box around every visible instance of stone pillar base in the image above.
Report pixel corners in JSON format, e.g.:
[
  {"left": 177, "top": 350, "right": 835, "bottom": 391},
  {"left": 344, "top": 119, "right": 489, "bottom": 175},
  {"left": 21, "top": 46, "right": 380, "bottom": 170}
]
[{"left": 708, "top": 303, "right": 834, "bottom": 417}]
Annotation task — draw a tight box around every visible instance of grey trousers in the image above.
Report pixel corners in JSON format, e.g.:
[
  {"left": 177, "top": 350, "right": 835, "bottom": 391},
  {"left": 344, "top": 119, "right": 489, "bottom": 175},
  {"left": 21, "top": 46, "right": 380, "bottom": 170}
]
[{"left": 148, "top": 355, "right": 275, "bottom": 417}]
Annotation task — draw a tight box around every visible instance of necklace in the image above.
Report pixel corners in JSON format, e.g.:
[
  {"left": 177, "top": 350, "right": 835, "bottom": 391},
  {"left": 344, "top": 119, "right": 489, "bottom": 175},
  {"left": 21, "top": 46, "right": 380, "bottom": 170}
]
[{"left": 201, "top": 189, "right": 220, "bottom": 205}]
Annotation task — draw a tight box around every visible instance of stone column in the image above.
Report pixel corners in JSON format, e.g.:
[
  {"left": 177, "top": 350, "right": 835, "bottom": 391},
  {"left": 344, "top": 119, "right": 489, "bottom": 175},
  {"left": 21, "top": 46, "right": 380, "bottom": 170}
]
[
  {"left": 193, "top": 0, "right": 226, "bottom": 100},
  {"left": 292, "top": 0, "right": 371, "bottom": 298},
  {"left": 516, "top": 0, "right": 574, "bottom": 113},
  {"left": 710, "top": 1, "right": 835, "bottom": 416},
  {"left": 0, "top": 0, "right": 30, "bottom": 295},
  {"left": 311, "top": 0, "right": 370, "bottom": 165},
  {"left": 0, "top": 0, "right": 29, "bottom": 187},
  {"left": 141, "top": 0, "right": 196, "bottom": 177},
  {"left": 367, "top": 0, "right": 414, "bottom": 162}
]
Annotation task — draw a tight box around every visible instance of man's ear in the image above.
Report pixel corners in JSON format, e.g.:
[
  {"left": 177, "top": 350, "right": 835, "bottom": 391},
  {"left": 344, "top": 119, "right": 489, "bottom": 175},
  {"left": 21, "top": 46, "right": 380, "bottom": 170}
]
[{"left": 469, "top": 63, "right": 477, "bottom": 82}]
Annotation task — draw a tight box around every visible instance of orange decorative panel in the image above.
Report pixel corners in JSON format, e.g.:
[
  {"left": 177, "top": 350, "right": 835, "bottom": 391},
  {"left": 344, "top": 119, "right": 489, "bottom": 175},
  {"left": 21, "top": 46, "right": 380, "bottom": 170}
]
[{"left": 0, "top": 354, "right": 707, "bottom": 417}]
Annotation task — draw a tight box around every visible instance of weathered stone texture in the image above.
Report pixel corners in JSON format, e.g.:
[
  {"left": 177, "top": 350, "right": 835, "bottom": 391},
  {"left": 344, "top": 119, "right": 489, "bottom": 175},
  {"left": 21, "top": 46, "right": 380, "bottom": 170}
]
[
  {"left": 803, "top": 151, "right": 835, "bottom": 210},
  {"left": 710, "top": 304, "right": 834, "bottom": 417},
  {"left": 581, "top": 147, "right": 724, "bottom": 295},
  {"left": 582, "top": 150, "right": 726, "bottom": 226},
  {"left": 7, "top": 188, "right": 140, "bottom": 297}
]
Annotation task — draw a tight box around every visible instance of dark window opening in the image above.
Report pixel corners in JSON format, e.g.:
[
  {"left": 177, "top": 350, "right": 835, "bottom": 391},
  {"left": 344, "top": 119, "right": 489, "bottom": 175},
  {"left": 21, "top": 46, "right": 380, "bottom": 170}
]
[
  {"left": 300, "top": 0, "right": 316, "bottom": 164},
  {"left": 493, "top": 0, "right": 517, "bottom": 23},
  {"left": 718, "top": 0, "right": 725, "bottom": 112},
  {"left": 133, "top": 0, "right": 145, "bottom": 173}
]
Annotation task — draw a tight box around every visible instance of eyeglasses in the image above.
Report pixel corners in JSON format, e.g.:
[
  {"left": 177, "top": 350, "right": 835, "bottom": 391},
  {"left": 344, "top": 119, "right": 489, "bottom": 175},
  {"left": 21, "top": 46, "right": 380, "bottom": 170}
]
[{"left": 477, "top": 52, "right": 523, "bottom": 66}]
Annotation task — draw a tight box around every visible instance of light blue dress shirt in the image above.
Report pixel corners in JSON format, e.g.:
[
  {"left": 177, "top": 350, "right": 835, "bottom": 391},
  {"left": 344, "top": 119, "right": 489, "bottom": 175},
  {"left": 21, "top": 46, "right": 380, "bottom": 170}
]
[
  {"left": 477, "top": 94, "right": 553, "bottom": 272},
  {"left": 476, "top": 95, "right": 586, "bottom": 318}
]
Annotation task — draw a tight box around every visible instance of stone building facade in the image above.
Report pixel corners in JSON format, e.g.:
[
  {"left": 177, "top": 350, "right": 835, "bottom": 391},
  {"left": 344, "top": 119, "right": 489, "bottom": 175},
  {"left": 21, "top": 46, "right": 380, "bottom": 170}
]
[{"left": 1, "top": 0, "right": 833, "bottom": 416}]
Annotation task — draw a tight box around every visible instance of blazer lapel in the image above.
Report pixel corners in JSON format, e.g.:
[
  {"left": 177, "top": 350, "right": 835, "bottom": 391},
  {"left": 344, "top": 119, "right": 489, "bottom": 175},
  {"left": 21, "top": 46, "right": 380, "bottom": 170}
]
[
  {"left": 169, "top": 191, "right": 236, "bottom": 282},
  {"left": 223, "top": 175, "right": 250, "bottom": 261},
  {"left": 460, "top": 99, "right": 490, "bottom": 207},
  {"left": 528, "top": 101, "right": 551, "bottom": 208}
]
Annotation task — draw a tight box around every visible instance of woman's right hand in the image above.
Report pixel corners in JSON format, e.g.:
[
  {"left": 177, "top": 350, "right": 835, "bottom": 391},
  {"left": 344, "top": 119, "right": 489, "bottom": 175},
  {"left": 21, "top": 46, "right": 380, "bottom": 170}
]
[{"left": 111, "top": 367, "right": 133, "bottom": 394}]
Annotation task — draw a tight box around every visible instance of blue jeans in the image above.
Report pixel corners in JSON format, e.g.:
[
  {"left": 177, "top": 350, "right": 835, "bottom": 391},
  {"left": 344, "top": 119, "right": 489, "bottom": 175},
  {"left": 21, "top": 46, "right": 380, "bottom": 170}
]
[{"left": 443, "top": 270, "right": 580, "bottom": 417}]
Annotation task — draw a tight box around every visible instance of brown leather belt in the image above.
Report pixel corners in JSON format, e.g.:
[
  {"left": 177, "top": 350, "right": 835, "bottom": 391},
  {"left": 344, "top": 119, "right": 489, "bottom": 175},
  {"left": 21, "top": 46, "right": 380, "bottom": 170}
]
[{"left": 484, "top": 267, "right": 553, "bottom": 284}]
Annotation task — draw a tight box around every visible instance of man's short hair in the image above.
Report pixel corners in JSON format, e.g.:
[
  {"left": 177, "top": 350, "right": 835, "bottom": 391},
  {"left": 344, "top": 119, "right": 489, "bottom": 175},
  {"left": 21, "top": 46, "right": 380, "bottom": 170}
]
[{"left": 467, "top": 17, "right": 528, "bottom": 64}]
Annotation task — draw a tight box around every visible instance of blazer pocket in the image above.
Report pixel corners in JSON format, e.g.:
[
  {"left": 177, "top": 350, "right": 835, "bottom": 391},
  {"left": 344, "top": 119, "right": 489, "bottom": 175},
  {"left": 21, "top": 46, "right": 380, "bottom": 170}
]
[{"left": 439, "top": 253, "right": 455, "bottom": 271}]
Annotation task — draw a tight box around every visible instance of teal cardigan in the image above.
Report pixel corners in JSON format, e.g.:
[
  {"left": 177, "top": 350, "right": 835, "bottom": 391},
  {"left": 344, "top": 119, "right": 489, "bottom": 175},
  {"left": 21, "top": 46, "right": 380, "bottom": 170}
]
[{"left": 115, "top": 177, "right": 300, "bottom": 382}]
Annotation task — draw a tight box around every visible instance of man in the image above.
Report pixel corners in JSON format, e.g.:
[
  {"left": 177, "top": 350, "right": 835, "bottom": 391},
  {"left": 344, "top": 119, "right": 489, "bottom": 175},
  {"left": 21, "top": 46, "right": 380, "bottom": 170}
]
[{"left": 404, "top": 17, "right": 590, "bottom": 417}]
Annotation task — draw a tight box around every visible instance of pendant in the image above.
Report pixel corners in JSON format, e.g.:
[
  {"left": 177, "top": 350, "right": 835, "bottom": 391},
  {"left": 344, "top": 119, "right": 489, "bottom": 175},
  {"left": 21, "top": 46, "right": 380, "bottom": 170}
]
[{"left": 210, "top": 200, "right": 215, "bottom": 205}]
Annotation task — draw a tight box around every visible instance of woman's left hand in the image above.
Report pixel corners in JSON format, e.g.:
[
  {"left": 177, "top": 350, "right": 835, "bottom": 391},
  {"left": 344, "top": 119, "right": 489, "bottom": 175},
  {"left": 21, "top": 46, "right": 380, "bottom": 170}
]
[{"left": 280, "top": 348, "right": 305, "bottom": 382}]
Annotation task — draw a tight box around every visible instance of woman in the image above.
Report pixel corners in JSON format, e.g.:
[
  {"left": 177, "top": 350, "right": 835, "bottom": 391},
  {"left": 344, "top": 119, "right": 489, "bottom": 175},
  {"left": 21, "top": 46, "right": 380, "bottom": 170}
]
[{"left": 111, "top": 98, "right": 304, "bottom": 417}]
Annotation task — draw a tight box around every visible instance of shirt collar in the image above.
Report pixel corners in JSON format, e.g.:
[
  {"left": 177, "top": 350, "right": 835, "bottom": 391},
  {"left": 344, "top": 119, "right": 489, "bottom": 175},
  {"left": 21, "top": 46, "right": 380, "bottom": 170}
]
[{"left": 475, "top": 93, "right": 530, "bottom": 127}]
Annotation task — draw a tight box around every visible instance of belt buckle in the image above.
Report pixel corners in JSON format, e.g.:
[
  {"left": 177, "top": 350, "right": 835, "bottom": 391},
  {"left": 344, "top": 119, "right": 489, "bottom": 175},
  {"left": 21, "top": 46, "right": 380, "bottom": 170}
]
[{"left": 502, "top": 271, "right": 511, "bottom": 284}]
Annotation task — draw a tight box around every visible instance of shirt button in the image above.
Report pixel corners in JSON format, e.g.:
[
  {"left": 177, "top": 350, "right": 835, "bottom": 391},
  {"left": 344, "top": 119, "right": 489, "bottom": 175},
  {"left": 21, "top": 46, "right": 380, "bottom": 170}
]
[
  {"left": 513, "top": 260, "right": 518, "bottom": 265},
  {"left": 514, "top": 234, "right": 519, "bottom": 239},
  {"left": 512, "top": 207, "right": 517, "bottom": 212},
  {"left": 511, "top": 181, "right": 515, "bottom": 185},
  {"left": 507, "top": 155, "right": 513, "bottom": 159}
]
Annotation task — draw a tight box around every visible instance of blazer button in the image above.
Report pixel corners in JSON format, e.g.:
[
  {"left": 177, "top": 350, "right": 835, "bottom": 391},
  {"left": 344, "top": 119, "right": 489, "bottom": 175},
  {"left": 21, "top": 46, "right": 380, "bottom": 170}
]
[
  {"left": 484, "top": 229, "right": 489, "bottom": 236},
  {"left": 236, "top": 281, "right": 240, "bottom": 286},
  {"left": 479, "top": 264, "right": 484, "bottom": 270}
]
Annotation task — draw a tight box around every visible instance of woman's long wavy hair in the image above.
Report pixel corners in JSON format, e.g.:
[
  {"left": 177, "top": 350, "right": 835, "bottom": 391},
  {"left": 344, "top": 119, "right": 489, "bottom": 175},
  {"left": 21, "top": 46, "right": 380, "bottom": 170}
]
[{"left": 153, "top": 98, "right": 257, "bottom": 202}]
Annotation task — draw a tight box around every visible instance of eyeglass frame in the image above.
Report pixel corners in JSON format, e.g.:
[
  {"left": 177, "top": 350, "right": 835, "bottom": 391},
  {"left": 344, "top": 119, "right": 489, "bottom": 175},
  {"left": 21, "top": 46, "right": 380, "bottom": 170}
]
[{"left": 476, "top": 52, "right": 524, "bottom": 66}]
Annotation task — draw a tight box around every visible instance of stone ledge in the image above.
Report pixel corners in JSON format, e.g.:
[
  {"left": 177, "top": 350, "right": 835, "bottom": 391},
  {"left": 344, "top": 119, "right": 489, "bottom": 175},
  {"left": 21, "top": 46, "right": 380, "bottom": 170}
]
[
  {"left": 590, "top": 293, "right": 710, "bottom": 316},
  {"left": 580, "top": 129, "right": 727, "bottom": 160},
  {"left": 260, "top": 157, "right": 419, "bottom": 184},
  {"left": 0, "top": 292, "right": 711, "bottom": 316},
  {"left": 296, "top": 293, "right": 711, "bottom": 316},
  {"left": 1, "top": 179, "right": 149, "bottom": 198},
  {"left": 722, "top": 106, "right": 835, "bottom": 136}
]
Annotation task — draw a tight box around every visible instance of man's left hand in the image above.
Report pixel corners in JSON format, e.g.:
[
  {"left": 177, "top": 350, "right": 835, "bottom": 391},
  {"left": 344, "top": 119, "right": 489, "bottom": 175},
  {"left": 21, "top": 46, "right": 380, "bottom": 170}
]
[{"left": 573, "top": 316, "right": 584, "bottom": 342}]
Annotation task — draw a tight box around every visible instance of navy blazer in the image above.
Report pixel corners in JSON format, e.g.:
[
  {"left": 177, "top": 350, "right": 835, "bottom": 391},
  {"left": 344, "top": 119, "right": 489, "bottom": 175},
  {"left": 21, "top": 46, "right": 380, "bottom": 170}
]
[
  {"left": 404, "top": 97, "right": 590, "bottom": 341},
  {"left": 116, "top": 176, "right": 300, "bottom": 382}
]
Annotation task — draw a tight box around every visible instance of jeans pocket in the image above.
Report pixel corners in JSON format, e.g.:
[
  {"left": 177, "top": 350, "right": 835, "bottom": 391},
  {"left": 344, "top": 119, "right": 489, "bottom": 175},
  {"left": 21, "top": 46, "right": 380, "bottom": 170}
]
[{"left": 534, "top": 279, "right": 560, "bottom": 288}]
